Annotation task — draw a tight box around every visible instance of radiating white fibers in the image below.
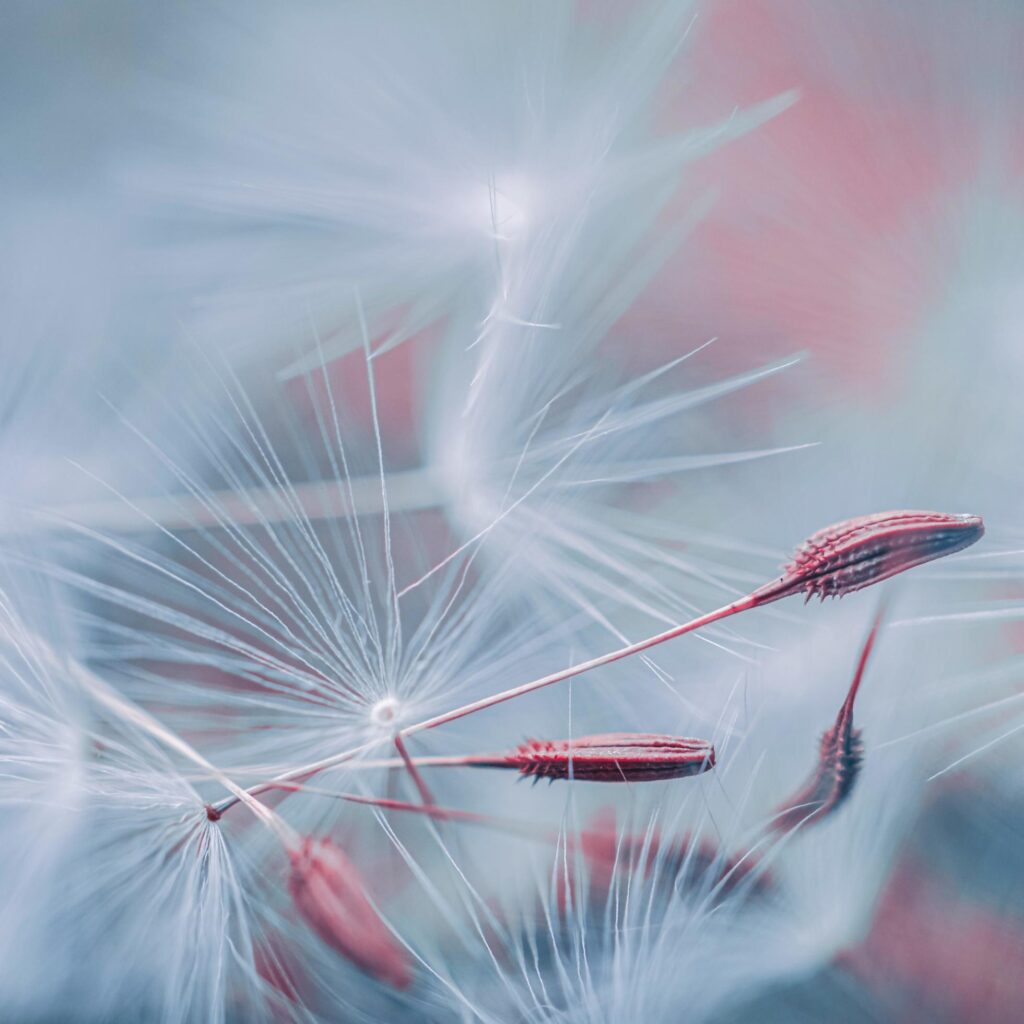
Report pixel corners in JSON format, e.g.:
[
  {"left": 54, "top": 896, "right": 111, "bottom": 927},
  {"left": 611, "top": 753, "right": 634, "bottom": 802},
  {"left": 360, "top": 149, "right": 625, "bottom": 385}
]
[{"left": 4, "top": 1, "right": 1024, "bottom": 1021}]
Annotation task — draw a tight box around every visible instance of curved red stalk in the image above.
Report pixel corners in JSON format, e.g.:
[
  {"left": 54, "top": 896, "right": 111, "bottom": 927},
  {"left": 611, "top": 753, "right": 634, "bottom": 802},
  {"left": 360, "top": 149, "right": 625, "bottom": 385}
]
[
  {"left": 771, "top": 602, "right": 887, "bottom": 833},
  {"left": 393, "top": 732, "right": 435, "bottom": 804}
]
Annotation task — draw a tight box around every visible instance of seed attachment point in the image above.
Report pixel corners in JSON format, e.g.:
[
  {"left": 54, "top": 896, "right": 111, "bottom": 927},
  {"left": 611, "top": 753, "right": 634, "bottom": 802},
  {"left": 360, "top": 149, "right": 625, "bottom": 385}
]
[{"left": 370, "top": 696, "right": 403, "bottom": 729}]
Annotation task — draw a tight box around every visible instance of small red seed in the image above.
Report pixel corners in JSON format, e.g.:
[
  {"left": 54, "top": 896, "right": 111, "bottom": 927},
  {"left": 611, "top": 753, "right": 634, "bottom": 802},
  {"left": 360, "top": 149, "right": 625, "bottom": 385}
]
[
  {"left": 753, "top": 511, "right": 984, "bottom": 605},
  {"left": 288, "top": 836, "right": 411, "bottom": 990},
  {"left": 509, "top": 732, "right": 715, "bottom": 782}
]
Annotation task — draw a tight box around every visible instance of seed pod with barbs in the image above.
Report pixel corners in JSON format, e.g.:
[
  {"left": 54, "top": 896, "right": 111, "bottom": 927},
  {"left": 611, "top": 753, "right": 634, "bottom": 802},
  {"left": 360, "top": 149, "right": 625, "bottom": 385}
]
[
  {"left": 496, "top": 733, "right": 715, "bottom": 782},
  {"left": 752, "top": 511, "right": 984, "bottom": 605}
]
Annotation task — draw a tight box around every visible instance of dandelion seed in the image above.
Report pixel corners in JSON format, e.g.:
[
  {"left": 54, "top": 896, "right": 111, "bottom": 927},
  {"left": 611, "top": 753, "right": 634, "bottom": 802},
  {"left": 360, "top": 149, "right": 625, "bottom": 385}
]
[
  {"left": 392, "top": 511, "right": 982, "bottom": 743},
  {"left": 303, "top": 733, "right": 715, "bottom": 784},
  {"left": 287, "top": 835, "right": 411, "bottom": 990},
  {"left": 0, "top": 595, "right": 262, "bottom": 1021},
  {"left": 49, "top": 640, "right": 418, "bottom": 997},
  {"left": 578, "top": 810, "right": 770, "bottom": 902},
  {"left": 771, "top": 603, "right": 886, "bottom": 833},
  {"left": 81, "top": 674, "right": 416, "bottom": 992},
  {"left": 505, "top": 733, "right": 715, "bottom": 783},
  {"left": 753, "top": 511, "right": 985, "bottom": 605},
  {"left": 214, "top": 509, "right": 985, "bottom": 816}
]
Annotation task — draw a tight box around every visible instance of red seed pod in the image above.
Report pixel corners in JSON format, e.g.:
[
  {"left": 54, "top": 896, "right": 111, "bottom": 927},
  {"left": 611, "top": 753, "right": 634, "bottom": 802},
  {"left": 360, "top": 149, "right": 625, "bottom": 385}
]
[
  {"left": 288, "top": 836, "right": 411, "bottom": 990},
  {"left": 509, "top": 732, "right": 715, "bottom": 782},
  {"left": 753, "top": 511, "right": 984, "bottom": 604}
]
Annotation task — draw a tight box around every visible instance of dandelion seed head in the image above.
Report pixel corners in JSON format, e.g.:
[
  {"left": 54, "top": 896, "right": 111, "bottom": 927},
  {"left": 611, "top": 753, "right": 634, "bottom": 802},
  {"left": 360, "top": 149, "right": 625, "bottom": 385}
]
[
  {"left": 0, "top": 577, "right": 265, "bottom": 1022},
  {"left": 140, "top": 2, "right": 738, "bottom": 373},
  {"left": 7, "top": 3, "right": 1021, "bottom": 1021}
]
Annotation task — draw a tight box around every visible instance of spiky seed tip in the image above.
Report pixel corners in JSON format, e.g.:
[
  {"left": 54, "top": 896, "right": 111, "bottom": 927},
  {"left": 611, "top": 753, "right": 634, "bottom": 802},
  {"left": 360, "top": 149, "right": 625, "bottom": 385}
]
[
  {"left": 511, "top": 732, "right": 715, "bottom": 782},
  {"left": 752, "top": 511, "right": 984, "bottom": 604},
  {"left": 288, "top": 836, "right": 411, "bottom": 990}
]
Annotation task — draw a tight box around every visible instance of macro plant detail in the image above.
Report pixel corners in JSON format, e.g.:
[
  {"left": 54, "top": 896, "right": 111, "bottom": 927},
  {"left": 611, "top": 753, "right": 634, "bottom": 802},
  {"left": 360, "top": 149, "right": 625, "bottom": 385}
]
[
  {"left": 502, "top": 733, "right": 716, "bottom": 782},
  {"left": 770, "top": 603, "right": 887, "bottom": 834},
  {"left": 288, "top": 835, "right": 413, "bottom": 991},
  {"left": 754, "top": 511, "right": 986, "bottom": 605},
  {"left": 4, "top": 3, "right": 1024, "bottom": 1023},
  {"left": 200, "top": 507, "right": 981, "bottom": 817}
]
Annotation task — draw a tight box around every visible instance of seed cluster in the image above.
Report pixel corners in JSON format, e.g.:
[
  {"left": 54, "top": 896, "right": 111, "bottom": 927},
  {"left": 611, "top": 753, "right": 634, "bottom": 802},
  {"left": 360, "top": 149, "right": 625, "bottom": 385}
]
[{"left": 210, "top": 509, "right": 983, "bottom": 990}]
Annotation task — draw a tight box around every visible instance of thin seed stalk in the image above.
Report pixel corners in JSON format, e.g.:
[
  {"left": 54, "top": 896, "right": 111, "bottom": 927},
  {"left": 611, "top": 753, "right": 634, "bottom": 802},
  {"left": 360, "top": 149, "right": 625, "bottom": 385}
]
[
  {"left": 402, "top": 594, "right": 759, "bottom": 735},
  {"left": 213, "top": 508, "right": 984, "bottom": 815},
  {"left": 210, "top": 593, "right": 758, "bottom": 815}
]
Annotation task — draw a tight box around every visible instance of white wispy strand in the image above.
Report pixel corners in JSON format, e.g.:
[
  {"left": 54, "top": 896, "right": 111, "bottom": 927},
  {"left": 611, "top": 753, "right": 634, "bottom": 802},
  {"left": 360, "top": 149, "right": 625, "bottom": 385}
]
[
  {"left": 4, "top": 2, "right": 1021, "bottom": 1021},
  {"left": 134, "top": 2, "right": 793, "bottom": 374},
  {"left": 424, "top": 597, "right": 994, "bottom": 1024},
  {"left": 0, "top": 575, "right": 263, "bottom": 1022}
]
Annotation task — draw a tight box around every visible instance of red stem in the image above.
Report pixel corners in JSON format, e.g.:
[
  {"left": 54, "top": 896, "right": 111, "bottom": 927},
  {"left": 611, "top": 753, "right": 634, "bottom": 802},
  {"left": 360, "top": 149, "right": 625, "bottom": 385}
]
[
  {"left": 841, "top": 598, "right": 888, "bottom": 720},
  {"left": 393, "top": 733, "right": 437, "bottom": 805},
  {"left": 210, "top": 592, "right": 761, "bottom": 816},
  {"left": 402, "top": 593, "right": 759, "bottom": 736}
]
